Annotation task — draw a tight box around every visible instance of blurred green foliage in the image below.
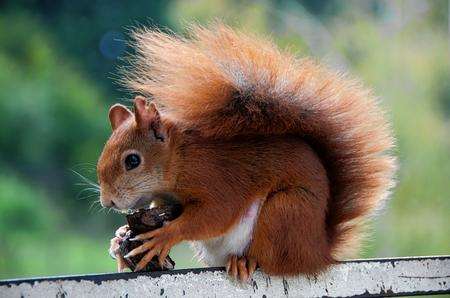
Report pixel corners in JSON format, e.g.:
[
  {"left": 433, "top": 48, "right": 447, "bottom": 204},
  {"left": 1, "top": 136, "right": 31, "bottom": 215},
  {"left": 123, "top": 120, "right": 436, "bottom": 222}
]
[{"left": 0, "top": 0, "right": 449, "bottom": 279}]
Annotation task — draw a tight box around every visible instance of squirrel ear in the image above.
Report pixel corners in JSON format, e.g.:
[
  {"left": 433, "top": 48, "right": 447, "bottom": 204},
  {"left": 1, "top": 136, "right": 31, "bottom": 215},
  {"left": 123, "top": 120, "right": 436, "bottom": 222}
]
[
  {"left": 133, "top": 96, "right": 166, "bottom": 141},
  {"left": 109, "top": 104, "right": 133, "bottom": 131}
]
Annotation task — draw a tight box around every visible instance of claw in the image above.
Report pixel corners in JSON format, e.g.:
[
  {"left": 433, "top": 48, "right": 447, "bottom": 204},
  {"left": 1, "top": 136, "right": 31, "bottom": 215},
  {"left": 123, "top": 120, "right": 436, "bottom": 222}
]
[
  {"left": 237, "top": 258, "right": 249, "bottom": 282},
  {"left": 158, "top": 246, "right": 171, "bottom": 267},
  {"left": 229, "top": 255, "right": 238, "bottom": 279},
  {"left": 135, "top": 247, "right": 159, "bottom": 271},
  {"left": 124, "top": 239, "right": 157, "bottom": 258},
  {"left": 248, "top": 257, "right": 257, "bottom": 277},
  {"left": 132, "top": 229, "right": 159, "bottom": 241},
  {"left": 117, "top": 255, "right": 127, "bottom": 272}
]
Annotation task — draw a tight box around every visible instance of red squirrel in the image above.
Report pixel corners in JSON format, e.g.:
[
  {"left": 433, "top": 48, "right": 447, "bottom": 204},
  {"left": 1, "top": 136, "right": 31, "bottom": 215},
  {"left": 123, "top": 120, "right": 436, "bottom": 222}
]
[{"left": 97, "top": 24, "right": 396, "bottom": 281}]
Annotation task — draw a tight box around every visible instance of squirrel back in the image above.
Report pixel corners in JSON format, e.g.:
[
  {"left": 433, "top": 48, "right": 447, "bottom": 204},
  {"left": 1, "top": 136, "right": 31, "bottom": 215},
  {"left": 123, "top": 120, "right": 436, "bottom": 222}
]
[{"left": 123, "top": 24, "right": 397, "bottom": 259}]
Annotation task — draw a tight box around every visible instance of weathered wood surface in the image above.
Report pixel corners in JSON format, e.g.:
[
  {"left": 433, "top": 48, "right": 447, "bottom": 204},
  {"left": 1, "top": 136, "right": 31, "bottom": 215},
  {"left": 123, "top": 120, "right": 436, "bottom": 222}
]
[{"left": 1, "top": 256, "right": 449, "bottom": 297}]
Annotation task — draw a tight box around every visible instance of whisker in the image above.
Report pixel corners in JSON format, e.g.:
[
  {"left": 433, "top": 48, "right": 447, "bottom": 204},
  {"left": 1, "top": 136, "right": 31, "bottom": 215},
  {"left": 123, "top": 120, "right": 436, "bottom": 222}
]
[
  {"left": 76, "top": 187, "right": 100, "bottom": 196},
  {"left": 75, "top": 182, "right": 101, "bottom": 189},
  {"left": 70, "top": 169, "right": 100, "bottom": 190},
  {"left": 71, "top": 163, "right": 97, "bottom": 173},
  {"left": 88, "top": 200, "right": 101, "bottom": 213},
  {"left": 96, "top": 206, "right": 106, "bottom": 214},
  {"left": 79, "top": 193, "right": 100, "bottom": 201}
]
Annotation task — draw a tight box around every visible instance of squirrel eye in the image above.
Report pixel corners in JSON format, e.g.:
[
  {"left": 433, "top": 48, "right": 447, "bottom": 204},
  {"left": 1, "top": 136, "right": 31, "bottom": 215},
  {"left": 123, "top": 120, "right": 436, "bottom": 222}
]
[{"left": 124, "top": 154, "right": 141, "bottom": 171}]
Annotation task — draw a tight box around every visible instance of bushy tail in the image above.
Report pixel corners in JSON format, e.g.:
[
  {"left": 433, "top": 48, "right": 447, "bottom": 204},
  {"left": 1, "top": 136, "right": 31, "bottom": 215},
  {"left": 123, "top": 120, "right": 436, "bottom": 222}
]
[{"left": 124, "top": 24, "right": 397, "bottom": 259}]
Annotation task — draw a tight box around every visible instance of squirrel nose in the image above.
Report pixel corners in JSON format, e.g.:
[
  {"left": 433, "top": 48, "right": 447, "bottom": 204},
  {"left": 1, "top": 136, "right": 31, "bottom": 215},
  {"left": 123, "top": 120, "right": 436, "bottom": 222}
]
[
  {"left": 101, "top": 197, "right": 117, "bottom": 208},
  {"left": 99, "top": 187, "right": 117, "bottom": 208},
  {"left": 104, "top": 201, "right": 116, "bottom": 208}
]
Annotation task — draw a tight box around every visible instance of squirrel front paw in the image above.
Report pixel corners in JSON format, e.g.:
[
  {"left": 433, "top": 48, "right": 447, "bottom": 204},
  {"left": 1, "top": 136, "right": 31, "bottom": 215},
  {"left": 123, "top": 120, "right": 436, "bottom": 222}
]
[
  {"left": 226, "top": 255, "right": 257, "bottom": 282},
  {"left": 124, "top": 225, "right": 182, "bottom": 271},
  {"left": 109, "top": 225, "right": 130, "bottom": 272}
]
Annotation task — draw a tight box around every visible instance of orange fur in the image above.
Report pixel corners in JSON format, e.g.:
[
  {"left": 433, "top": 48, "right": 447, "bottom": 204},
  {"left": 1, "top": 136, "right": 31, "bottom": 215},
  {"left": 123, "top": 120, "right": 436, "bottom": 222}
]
[{"left": 98, "top": 23, "right": 396, "bottom": 276}]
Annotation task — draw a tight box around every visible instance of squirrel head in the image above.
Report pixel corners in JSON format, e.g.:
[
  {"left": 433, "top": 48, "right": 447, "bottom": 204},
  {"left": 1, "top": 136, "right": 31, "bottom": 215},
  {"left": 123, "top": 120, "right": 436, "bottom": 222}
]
[{"left": 97, "top": 96, "right": 169, "bottom": 210}]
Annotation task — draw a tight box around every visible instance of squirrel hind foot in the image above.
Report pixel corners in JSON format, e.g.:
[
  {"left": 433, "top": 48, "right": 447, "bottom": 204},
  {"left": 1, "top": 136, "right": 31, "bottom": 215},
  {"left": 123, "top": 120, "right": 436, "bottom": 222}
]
[{"left": 226, "top": 255, "right": 257, "bottom": 283}]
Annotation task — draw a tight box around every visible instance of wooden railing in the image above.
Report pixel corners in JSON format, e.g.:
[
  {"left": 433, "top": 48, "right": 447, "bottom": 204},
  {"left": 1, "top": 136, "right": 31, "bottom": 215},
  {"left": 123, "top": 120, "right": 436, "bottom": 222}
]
[{"left": 1, "top": 256, "right": 449, "bottom": 297}]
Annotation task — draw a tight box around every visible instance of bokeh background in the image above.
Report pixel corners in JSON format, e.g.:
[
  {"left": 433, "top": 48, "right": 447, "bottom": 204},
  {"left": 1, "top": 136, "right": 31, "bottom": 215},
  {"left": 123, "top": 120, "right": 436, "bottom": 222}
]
[{"left": 0, "top": 0, "right": 449, "bottom": 279}]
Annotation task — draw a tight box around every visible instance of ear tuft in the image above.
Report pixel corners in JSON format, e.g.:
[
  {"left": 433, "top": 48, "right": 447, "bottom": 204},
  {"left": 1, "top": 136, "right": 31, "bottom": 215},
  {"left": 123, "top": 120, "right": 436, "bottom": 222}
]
[
  {"left": 133, "top": 96, "right": 166, "bottom": 141},
  {"left": 134, "top": 96, "right": 147, "bottom": 115},
  {"left": 134, "top": 96, "right": 160, "bottom": 128},
  {"left": 109, "top": 104, "right": 132, "bottom": 130},
  {"left": 134, "top": 96, "right": 150, "bottom": 128}
]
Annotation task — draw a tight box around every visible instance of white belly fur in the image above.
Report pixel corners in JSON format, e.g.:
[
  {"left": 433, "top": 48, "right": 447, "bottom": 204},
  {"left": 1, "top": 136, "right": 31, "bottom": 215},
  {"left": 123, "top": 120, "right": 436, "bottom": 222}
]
[{"left": 190, "top": 200, "right": 261, "bottom": 266}]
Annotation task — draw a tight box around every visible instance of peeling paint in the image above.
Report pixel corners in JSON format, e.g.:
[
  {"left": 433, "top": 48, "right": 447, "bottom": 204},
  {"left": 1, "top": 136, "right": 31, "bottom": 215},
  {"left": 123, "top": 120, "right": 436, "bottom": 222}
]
[{"left": 0, "top": 256, "right": 449, "bottom": 297}]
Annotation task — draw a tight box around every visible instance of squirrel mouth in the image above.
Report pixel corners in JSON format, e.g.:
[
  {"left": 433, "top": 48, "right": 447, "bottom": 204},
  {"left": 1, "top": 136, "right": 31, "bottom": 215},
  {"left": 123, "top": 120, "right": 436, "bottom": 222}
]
[
  {"left": 121, "top": 192, "right": 182, "bottom": 215},
  {"left": 120, "top": 196, "right": 156, "bottom": 215},
  {"left": 122, "top": 202, "right": 158, "bottom": 215}
]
